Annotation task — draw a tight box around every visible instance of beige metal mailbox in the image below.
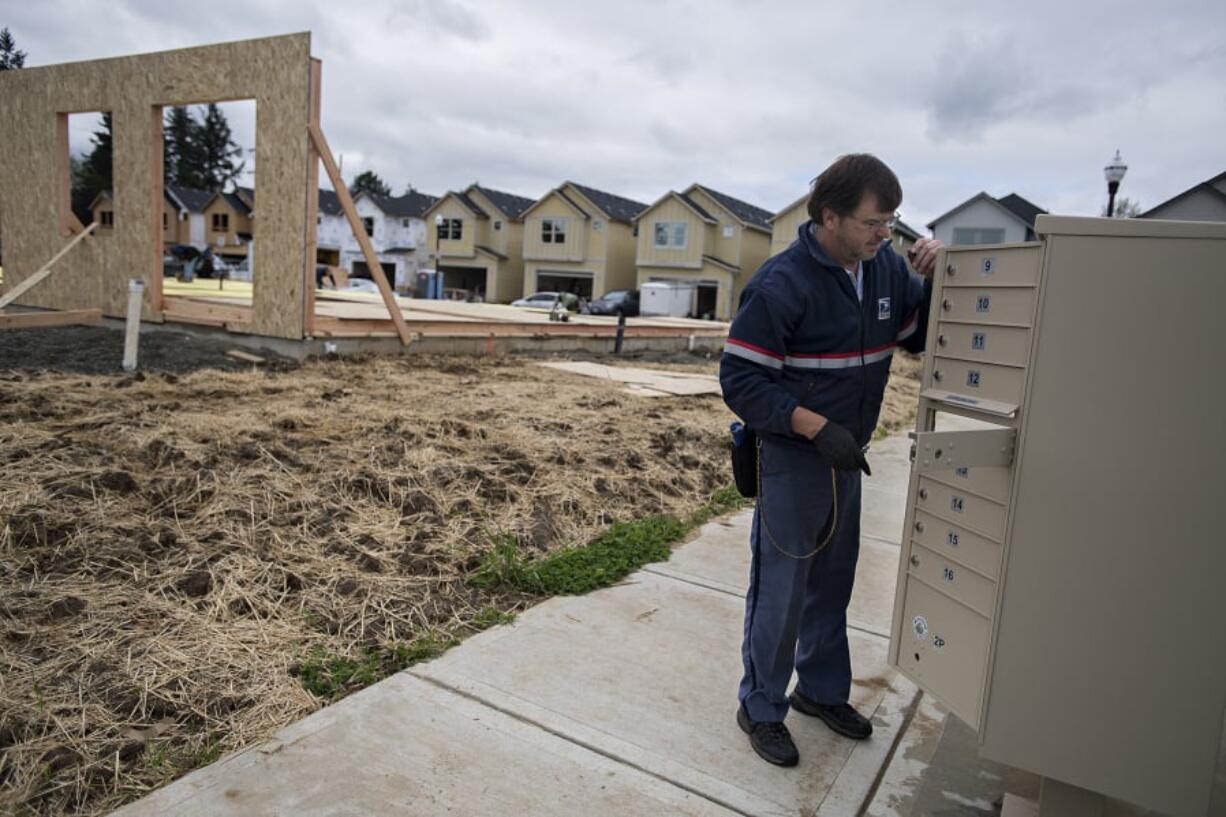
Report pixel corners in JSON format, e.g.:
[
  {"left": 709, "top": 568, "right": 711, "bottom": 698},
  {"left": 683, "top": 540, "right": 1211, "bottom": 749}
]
[{"left": 888, "top": 216, "right": 1226, "bottom": 817}]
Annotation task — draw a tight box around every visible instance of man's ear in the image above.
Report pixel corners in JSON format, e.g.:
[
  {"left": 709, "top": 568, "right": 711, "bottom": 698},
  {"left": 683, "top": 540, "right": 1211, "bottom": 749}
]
[{"left": 821, "top": 207, "right": 838, "bottom": 231}]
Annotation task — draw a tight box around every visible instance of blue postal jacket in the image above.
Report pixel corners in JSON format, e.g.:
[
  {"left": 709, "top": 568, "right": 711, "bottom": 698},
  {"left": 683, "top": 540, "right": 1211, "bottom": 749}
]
[{"left": 721, "top": 221, "right": 932, "bottom": 449}]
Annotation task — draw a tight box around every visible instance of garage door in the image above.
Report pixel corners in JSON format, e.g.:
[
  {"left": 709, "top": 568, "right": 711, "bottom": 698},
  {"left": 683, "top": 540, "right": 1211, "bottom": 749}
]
[{"left": 537, "top": 270, "right": 594, "bottom": 298}]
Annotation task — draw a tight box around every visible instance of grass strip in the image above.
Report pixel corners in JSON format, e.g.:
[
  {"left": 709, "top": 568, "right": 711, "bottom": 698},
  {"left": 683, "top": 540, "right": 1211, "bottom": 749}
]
[{"left": 469, "top": 484, "right": 750, "bottom": 596}]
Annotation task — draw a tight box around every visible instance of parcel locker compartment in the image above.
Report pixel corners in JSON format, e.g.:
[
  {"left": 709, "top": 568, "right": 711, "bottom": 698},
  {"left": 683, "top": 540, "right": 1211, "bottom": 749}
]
[
  {"left": 937, "top": 287, "right": 1037, "bottom": 326},
  {"left": 933, "top": 323, "right": 1032, "bottom": 369},
  {"left": 924, "top": 462, "right": 1013, "bottom": 505},
  {"left": 907, "top": 542, "right": 998, "bottom": 617},
  {"left": 929, "top": 357, "right": 1026, "bottom": 409},
  {"left": 942, "top": 245, "right": 1041, "bottom": 288},
  {"left": 910, "top": 509, "right": 1005, "bottom": 578},
  {"left": 916, "top": 476, "right": 1007, "bottom": 541},
  {"left": 897, "top": 576, "right": 991, "bottom": 730}
]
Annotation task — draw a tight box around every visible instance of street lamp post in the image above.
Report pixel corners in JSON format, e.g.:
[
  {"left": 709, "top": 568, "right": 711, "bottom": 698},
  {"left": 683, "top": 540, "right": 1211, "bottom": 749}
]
[{"left": 1104, "top": 149, "right": 1128, "bottom": 218}]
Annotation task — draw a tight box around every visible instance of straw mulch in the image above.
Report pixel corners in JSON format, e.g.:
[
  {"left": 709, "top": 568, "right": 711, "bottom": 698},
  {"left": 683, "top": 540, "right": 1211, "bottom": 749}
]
[{"left": 0, "top": 351, "right": 919, "bottom": 816}]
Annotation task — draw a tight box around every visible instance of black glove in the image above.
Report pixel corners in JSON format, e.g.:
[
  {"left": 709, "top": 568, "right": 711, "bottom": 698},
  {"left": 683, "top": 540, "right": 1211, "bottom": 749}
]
[{"left": 812, "top": 421, "right": 872, "bottom": 476}]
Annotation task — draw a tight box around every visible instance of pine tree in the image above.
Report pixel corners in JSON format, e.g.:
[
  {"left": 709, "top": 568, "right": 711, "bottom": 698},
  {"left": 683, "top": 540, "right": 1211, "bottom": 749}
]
[
  {"left": 351, "top": 170, "right": 391, "bottom": 197},
  {"left": 72, "top": 113, "right": 114, "bottom": 224},
  {"left": 197, "top": 103, "right": 245, "bottom": 191},
  {"left": 163, "top": 106, "right": 207, "bottom": 189},
  {"left": 0, "top": 27, "right": 26, "bottom": 70}
]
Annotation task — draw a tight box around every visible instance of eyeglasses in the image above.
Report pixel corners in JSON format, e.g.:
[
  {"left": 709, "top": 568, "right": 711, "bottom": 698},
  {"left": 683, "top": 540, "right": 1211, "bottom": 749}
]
[{"left": 854, "top": 213, "right": 900, "bottom": 232}]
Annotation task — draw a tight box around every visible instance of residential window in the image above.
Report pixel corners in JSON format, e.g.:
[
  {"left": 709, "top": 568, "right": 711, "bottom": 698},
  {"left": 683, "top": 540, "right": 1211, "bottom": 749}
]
[
  {"left": 212, "top": 212, "right": 229, "bottom": 232},
  {"left": 162, "top": 212, "right": 169, "bottom": 229},
  {"left": 317, "top": 215, "right": 322, "bottom": 225},
  {"left": 952, "top": 227, "right": 1005, "bottom": 245},
  {"left": 402, "top": 218, "right": 410, "bottom": 227},
  {"left": 633, "top": 225, "right": 639, "bottom": 237},
  {"left": 494, "top": 220, "right": 502, "bottom": 230},
  {"left": 438, "top": 218, "right": 462, "bottom": 240},
  {"left": 722, "top": 224, "right": 734, "bottom": 238},
  {"left": 362, "top": 217, "right": 375, "bottom": 237},
  {"left": 100, "top": 210, "right": 114, "bottom": 227},
  {"left": 653, "top": 221, "right": 687, "bottom": 249},
  {"left": 593, "top": 220, "right": 603, "bottom": 232},
  {"left": 541, "top": 218, "right": 567, "bottom": 244}
]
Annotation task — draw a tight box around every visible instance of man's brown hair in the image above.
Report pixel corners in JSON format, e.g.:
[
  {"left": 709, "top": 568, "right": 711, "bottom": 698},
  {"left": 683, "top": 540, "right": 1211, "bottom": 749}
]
[{"left": 806, "top": 153, "right": 902, "bottom": 223}]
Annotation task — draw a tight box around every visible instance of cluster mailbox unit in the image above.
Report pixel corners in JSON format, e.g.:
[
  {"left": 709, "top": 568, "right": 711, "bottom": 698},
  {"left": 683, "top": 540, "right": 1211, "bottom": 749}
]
[{"left": 888, "top": 216, "right": 1226, "bottom": 817}]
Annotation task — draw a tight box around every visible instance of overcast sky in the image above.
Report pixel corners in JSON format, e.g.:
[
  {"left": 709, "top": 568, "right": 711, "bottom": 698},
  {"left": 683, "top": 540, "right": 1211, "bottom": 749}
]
[{"left": 6, "top": 0, "right": 1224, "bottom": 230}]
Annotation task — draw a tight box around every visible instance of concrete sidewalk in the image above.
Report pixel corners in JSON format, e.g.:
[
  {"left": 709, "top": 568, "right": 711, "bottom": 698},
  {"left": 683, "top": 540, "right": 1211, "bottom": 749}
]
[{"left": 109, "top": 432, "right": 1037, "bottom": 817}]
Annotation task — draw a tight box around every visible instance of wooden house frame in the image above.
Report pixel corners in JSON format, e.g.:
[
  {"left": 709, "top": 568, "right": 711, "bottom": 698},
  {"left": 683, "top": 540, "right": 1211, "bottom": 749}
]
[{"left": 0, "top": 33, "right": 410, "bottom": 343}]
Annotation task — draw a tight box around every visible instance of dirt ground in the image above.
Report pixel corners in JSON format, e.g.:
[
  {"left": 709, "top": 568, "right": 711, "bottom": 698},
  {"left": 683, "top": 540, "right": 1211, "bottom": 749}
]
[{"left": 0, "top": 326, "right": 920, "bottom": 816}]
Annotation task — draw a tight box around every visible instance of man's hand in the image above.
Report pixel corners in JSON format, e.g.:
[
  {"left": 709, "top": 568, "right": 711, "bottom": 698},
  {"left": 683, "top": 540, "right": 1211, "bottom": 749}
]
[
  {"left": 812, "top": 421, "right": 872, "bottom": 476},
  {"left": 906, "top": 237, "right": 944, "bottom": 280}
]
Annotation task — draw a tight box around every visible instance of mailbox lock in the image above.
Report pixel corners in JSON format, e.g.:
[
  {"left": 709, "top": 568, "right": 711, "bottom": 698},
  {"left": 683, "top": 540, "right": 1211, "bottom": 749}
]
[
  {"left": 919, "top": 487, "right": 929, "bottom": 500},
  {"left": 914, "top": 520, "right": 926, "bottom": 533},
  {"left": 933, "top": 370, "right": 943, "bottom": 382},
  {"left": 942, "top": 298, "right": 952, "bottom": 312},
  {"left": 937, "top": 334, "right": 948, "bottom": 347},
  {"left": 946, "top": 263, "right": 957, "bottom": 277},
  {"left": 910, "top": 554, "right": 921, "bottom": 567}
]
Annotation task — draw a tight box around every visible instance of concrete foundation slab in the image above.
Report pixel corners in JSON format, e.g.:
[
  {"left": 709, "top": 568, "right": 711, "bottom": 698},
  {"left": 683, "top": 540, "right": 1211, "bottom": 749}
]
[
  {"left": 110, "top": 673, "right": 738, "bottom": 817},
  {"left": 413, "top": 570, "right": 911, "bottom": 817}
]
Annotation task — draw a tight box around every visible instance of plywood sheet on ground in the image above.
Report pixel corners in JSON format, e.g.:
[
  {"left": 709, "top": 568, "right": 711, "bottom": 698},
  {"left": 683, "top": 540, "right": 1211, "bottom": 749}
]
[{"left": 538, "top": 361, "right": 722, "bottom": 396}]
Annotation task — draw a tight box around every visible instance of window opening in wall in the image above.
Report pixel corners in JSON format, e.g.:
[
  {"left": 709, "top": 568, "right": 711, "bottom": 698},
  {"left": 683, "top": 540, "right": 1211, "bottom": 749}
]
[
  {"left": 494, "top": 220, "right": 502, "bottom": 231},
  {"left": 362, "top": 217, "right": 375, "bottom": 237},
  {"left": 64, "top": 111, "right": 114, "bottom": 233},
  {"left": 163, "top": 99, "right": 255, "bottom": 282},
  {"left": 542, "top": 218, "right": 567, "bottom": 244}
]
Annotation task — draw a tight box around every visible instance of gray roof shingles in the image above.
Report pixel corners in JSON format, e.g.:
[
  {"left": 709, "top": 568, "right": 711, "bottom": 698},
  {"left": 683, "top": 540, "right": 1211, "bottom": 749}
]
[
  {"left": 995, "top": 193, "right": 1046, "bottom": 227},
  {"left": 472, "top": 185, "right": 536, "bottom": 220},
  {"left": 693, "top": 184, "right": 774, "bottom": 229},
  {"left": 566, "top": 182, "right": 648, "bottom": 223}
]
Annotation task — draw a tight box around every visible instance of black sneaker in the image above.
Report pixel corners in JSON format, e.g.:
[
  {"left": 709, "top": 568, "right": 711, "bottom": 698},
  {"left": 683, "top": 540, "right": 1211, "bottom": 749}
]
[
  {"left": 788, "top": 690, "right": 872, "bottom": 740},
  {"left": 737, "top": 706, "right": 799, "bottom": 767}
]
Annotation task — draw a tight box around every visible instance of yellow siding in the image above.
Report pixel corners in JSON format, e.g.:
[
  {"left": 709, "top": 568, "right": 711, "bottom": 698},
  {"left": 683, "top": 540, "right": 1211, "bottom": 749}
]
[
  {"left": 770, "top": 199, "right": 809, "bottom": 258},
  {"left": 635, "top": 196, "right": 705, "bottom": 268},
  {"left": 685, "top": 188, "right": 740, "bottom": 267},
  {"left": 522, "top": 193, "right": 588, "bottom": 261},
  {"left": 466, "top": 189, "right": 504, "bottom": 252},
  {"left": 203, "top": 198, "right": 249, "bottom": 256},
  {"left": 500, "top": 219, "right": 525, "bottom": 300},
  {"left": 735, "top": 228, "right": 771, "bottom": 308},
  {"left": 429, "top": 195, "right": 478, "bottom": 259},
  {"left": 91, "top": 199, "right": 115, "bottom": 233},
  {"left": 161, "top": 208, "right": 175, "bottom": 244},
  {"left": 602, "top": 222, "right": 638, "bottom": 294}
]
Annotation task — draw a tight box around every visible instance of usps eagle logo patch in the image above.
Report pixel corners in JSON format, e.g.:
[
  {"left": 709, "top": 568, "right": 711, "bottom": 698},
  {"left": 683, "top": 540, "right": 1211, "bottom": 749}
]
[{"left": 877, "top": 297, "right": 891, "bottom": 320}]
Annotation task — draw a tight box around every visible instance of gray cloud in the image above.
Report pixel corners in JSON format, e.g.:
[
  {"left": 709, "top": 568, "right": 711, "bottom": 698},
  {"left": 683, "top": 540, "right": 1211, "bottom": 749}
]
[{"left": 3, "top": 0, "right": 1225, "bottom": 229}]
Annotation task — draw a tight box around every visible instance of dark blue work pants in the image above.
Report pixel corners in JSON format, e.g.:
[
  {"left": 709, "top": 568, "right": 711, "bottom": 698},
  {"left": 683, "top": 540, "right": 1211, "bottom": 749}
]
[{"left": 738, "top": 439, "right": 863, "bottom": 723}]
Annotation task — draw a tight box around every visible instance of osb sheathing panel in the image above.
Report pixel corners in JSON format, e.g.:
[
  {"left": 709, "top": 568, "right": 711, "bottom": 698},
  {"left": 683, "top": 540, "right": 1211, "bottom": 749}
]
[{"left": 0, "top": 33, "right": 312, "bottom": 339}]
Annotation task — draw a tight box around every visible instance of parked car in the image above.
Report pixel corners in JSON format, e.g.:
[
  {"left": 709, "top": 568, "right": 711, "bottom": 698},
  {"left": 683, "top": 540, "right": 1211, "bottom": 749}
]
[
  {"left": 510, "top": 292, "right": 580, "bottom": 311},
  {"left": 586, "top": 289, "right": 639, "bottom": 317}
]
